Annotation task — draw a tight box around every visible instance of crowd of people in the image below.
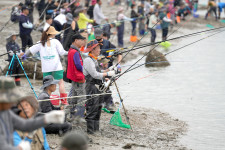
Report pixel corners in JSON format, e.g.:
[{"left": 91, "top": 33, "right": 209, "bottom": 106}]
[{"left": 2, "top": 0, "right": 225, "bottom": 149}]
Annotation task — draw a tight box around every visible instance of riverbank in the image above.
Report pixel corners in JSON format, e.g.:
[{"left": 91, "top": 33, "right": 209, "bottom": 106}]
[{"left": 1, "top": 1, "right": 225, "bottom": 149}]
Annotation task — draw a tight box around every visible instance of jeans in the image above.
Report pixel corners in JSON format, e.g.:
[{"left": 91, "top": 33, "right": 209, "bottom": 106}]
[
  {"left": 150, "top": 28, "right": 156, "bottom": 43},
  {"left": 205, "top": 6, "right": 217, "bottom": 20},
  {"left": 131, "top": 22, "right": 137, "bottom": 36},
  {"left": 117, "top": 23, "right": 124, "bottom": 47}
]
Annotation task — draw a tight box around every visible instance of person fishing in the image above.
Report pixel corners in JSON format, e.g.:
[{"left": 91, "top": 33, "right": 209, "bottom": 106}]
[
  {"left": 19, "top": 5, "right": 33, "bottom": 52},
  {"left": 205, "top": 0, "right": 218, "bottom": 21},
  {"left": 67, "top": 34, "right": 86, "bottom": 119},
  {"left": 94, "top": 28, "right": 122, "bottom": 68},
  {"left": 22, "top": 26, "right": 68, "bottom": 105},
  {"left": 83, "top": 40, "right": 116, "bottom": 134},
  {"left": 0, "top": 77, "right": 65, "bottom": 150},
  {"left": 6, "top": 33, "right": 24, "bottom": 86},
  {"left": 13, "top": 96, "right": 50, "bottom": 150},
  {"left": 38, "top": 75, "right": 72, "bottom": 135}
]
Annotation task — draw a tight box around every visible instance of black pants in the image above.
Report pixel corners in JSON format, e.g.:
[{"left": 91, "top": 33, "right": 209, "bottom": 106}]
[
  {"left": 53, "top": 20, "right": 63, "bottom": 41},
  {"left": 85, "top": 84, "right": 103, "bottom": 134},
  {"left": 205, "top": 7, "right": 217, "bottom": 20},
  {"left": 162, "top": 27, "right": 169, "bottom": 41},
  {"left": 45, "top": 122, "right": 72, "bottom": 134},
  {"left": 20, "top": 34, "right": 33, "bottom": 52},
  {"left": 150, "top": 28, "right": 156, "bottom": 43}
]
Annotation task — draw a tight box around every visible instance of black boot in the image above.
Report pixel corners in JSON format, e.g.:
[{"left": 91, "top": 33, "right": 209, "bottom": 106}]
[
  {"left": 94, "top": 121, "right": 100, "bottom": 132},
  {"left": 87, "top": 120, "right": 95, "bottom": 134},
  {"left": 15, "top": 81, "right": 21, "bottom": 86}
]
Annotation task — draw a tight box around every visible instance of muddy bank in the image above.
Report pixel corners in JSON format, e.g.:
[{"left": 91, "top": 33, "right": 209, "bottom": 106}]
[{"left": 47, "top": 106, "right": 188, "bottom": 150}]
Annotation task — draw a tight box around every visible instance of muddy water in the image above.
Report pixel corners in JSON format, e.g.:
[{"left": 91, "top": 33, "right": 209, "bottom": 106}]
[{"left": 112, "top": 29, "right": 225, "bottom": 150}]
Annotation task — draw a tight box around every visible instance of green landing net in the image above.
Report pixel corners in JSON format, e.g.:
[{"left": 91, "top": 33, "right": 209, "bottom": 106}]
[{"left": 110, "top": 110, "right": 131, "bottom": 129}]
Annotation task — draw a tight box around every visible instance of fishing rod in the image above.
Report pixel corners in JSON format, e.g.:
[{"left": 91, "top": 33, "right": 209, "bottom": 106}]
[
  {"left": 119, "top": 29, "right": 225, "bottom": 76},
  {"left": 103, "top": 26, "right": 225, "bottom": 57},
  {"left": 113, "top": 23, "right": 225, "bottom": 81}
]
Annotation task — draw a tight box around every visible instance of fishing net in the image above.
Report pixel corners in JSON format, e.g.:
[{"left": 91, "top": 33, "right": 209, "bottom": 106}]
[
  {"left": 110, "top": 109, "right": 131, "bottom": 129},
  {"left": 160, "top": 41, "right": 171, "bottom": 49}
]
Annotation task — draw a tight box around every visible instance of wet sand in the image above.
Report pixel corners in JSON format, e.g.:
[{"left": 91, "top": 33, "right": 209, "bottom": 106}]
[{"left": 1, "top": 0, "right": 225, "bottom": 149}]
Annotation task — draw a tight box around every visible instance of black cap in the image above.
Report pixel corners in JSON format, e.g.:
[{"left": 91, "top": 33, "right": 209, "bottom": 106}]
[
  {"left": 72, "top": 33, "right": 86, "bottom": 42},
  {"left": 19, "top": 2, "right": 23, "bottom": 7},
  {"left": 22, "top": 5, "right": 29, "bottom": 11}
]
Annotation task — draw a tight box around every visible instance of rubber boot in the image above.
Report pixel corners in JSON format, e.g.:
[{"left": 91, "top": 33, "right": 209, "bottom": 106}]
[
  {"left": 15, "top": 78, "right": 21, "bottom": 86},
  {"left": 94, "top": 121, "right": 100, "bottom": 132},
  {"left": 87, "top": 120, "right": 95, "bottom": 134},
  {"left": 60, "top": 93, "right": 68, "bottom": 105}
]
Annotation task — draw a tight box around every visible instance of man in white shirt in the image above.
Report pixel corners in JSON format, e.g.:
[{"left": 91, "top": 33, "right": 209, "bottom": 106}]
[
  {"left": 43, "top": 15, "right": 53, "bottom": 32},
  {"left": 93, "top": 0, "right": 108, "bottom": 25}
]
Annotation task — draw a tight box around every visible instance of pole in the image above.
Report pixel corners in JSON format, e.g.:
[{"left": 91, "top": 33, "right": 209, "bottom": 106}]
[{"left": 114, "top": 81, "right": 133, "bottom": 131}]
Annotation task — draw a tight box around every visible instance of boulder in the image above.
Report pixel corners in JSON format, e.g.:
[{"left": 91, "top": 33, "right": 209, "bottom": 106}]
[{"left": 145, "top": 50, "right": 170, "bottom": 67}]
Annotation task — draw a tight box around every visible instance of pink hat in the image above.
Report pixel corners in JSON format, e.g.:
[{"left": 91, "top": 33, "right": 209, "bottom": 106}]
[
  {"left": 83, "top": 40, "right": 100, "bottom": 53},
  {"left": 91, "top": 0, "right": 97, "bottom": 5}
]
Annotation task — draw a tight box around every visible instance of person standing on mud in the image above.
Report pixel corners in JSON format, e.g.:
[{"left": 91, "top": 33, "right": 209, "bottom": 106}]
[
  {"left": 93, "top": 0, "right": 108, "bottom": 26},
  {"left": 22, "top": 26, "right": 68, "bottom": 105},
  {"left": 6, "top": 33, "right": 24, "bottom": 86},
  {"left": 67, "top": 34, "right": 86, "bottom": 119},
  {"left": 159, "top": 7, "right": 172, "bottom": 41},
  {"left": 19, "top": 6, "right": 33, "bottom": 52},
  {"left": 83, "top": 40, "right": 116, "bottom": 134},
  {"left": 146, "top": 9, "right": 159, "bottom": 43}
]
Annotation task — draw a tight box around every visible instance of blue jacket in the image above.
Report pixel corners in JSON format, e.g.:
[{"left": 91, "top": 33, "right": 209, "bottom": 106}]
[{"left": 13, "top": 128, "right": 50, "bottom": 150}]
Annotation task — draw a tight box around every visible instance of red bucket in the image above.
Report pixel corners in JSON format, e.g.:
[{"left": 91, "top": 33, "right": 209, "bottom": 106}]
[{"left": 50, "top": 95, "right": 61, "bottom": 106}]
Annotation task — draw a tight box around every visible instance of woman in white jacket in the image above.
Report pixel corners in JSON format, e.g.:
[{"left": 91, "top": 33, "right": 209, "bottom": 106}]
[{"left": 22, "top": 26, "right": 68, "bottom": 104}]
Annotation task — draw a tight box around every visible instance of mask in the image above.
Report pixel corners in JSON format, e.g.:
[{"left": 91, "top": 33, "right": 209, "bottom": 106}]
[{"left": 96, "top": 38, "right": 102, "bottom": 42}]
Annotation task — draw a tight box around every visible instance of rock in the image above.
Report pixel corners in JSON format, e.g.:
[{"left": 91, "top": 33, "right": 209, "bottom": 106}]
[
  {"left": 145, "top": 50, "right": 170, "bottom": 67},
  {"left": 3, "top": 61, "right": 43, "bottom": 80}
]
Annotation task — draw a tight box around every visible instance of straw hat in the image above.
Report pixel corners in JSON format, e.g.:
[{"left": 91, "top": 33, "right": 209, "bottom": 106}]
[
  {"left": 46, "top": 26, "right": 60, "bottom": 35},
  {"left": 98, "top": 56, "right": 110, "bottom": 64},
  {"left": 0, "top": 77, "right": 26, "bottom": 103}
]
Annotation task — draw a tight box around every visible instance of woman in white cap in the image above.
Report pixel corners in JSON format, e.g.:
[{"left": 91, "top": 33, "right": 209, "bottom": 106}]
[
  {"left": 83, "top": 40, "right": 116, "bottom": 134},
  {"left": 22, "top": 26, "right": 68, "bottom": 105}
]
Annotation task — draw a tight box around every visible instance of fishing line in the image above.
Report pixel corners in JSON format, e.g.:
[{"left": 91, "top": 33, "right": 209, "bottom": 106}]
[
  {"left": 114, "top": 24, "right": 225, "bottom": 81},
  {"left": 122, "top": 29, "right": 225, "bottom": 75}
]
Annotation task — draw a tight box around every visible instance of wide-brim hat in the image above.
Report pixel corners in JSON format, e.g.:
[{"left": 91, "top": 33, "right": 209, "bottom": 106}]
[
  {"left": 75, "top": 5, "right": 87, "bottom": 13},
  {"left": 0, "top": 77, "right": 26, "bottom": 103},
  {"left": 83, "top": 40, "right": 100, "bottom": 53},
  {"left": 40, "top": 75, "right": 59, "bottom": 90},
  {"left": 6, "top": 32, "right": 19, "bottom": 41},
  {"left": 46, "top": 26, "right": 60, "bottom": 35}
]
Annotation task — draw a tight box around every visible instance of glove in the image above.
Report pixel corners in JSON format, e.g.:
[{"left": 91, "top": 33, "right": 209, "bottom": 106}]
[
  {"left": 108, "top": 65, "right": 116, "bottom": 71},
  {"left": 107, "top": 70, "right": 115, "bottom": 77},
  {"left": 21, "top": 54, "right": 27, "bottom": 60},
  {"left": 18, "top": 141, "right": 31, "bottom": 150},
  {"left": 104, "top": 80, "right": 111, "bottom": 88},
  {"left": 45, "top": 110, "right": 65, "bottom": 124}
]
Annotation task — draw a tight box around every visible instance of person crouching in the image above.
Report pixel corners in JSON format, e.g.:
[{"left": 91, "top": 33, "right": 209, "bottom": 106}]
[{"left": 38, "top": 75, "right": 72, "bottom": 135}]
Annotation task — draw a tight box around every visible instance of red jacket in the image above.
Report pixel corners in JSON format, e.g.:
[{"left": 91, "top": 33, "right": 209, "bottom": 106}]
[{"left": 67, "top": 48, "right": 85, "bottom": 83}]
